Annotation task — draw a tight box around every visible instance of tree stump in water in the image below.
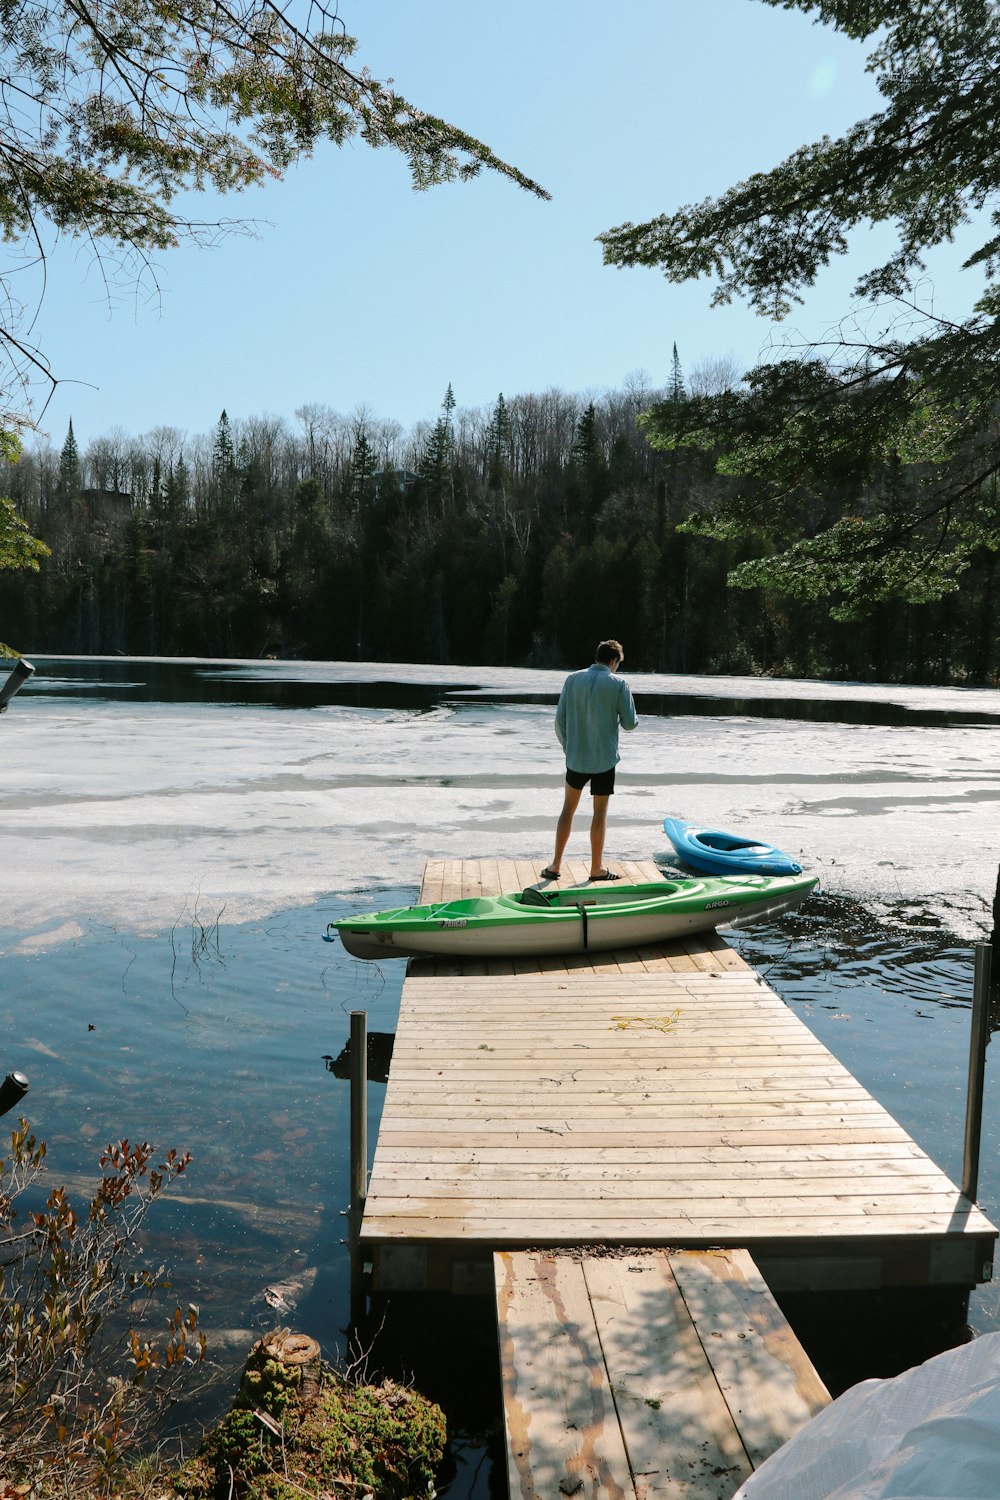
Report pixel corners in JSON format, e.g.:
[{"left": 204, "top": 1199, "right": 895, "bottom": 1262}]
[{"left": 256, "top": 1328, "right": 322, "bottom": 1406}]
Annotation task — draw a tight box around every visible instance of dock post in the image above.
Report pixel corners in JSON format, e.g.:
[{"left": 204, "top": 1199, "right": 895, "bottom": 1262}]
[
  {"left": 349, "top": 1010, "right": 368, "bottom": 1327},
  {"left": 962, "top": 943, "right": 992, "bottom": 1202}
]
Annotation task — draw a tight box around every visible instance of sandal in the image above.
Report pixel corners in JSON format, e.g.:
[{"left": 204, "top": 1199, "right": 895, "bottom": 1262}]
[
  {"left": 590, "top": 870, "right": 621, "bottom": 881},
  {"left": 540, "top": 867, "right": 561, "bottom": 880}
]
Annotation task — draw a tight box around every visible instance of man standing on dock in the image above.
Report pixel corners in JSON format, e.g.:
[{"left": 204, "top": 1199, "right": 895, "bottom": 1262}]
[{"left": 542, "top": 639, "right": 638, "bottom": 882}]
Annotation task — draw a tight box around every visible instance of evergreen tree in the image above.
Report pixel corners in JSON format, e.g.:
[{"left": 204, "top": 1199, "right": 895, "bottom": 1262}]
[
  {"left": 347, "top": 422, "right": 377, "bottom": 519},
  {"left": 486, "top": 393, "right": 511, "bottom": 491},
  {"left": 51, "top": 418, "right": 85, "bottom": 551},
  {"left": 668, "top": 343, "right": 686, "bottom": 404},
  {"left": 212, "top": 411, "right": 235, "bottom": 480},
  {"left": 57, "top": 420, "right": 81, "bottom": 505},
  {"left": 417, "top": 386, "right": 458, "bottom": 519},
  {"left": 568, "top": 402, "right": 609, "bottom": 537},
  {"left": 12, "top": 372, "right": 1000, "bottom": 682},
  {"left": 345, "top": 422, "right": 378, "bottom": 658},
  {"left": 210, "top": 410, "right": 239, "bottom": 514},
  {"left": 417, "top": 420, "right": 452, "bottom": 516},
  {"left": 572, "top": 402, "right": 599, "bottom": 465},
  {"left": 149, "top": 454, "right": 162, "bottom": 513},
  {"left": 0, "top": 497, "right": 49, "bottom": 575}
]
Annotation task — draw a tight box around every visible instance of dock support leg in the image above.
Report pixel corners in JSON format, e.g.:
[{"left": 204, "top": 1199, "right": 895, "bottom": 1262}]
[
  {"left": 349, "top": 1010, "right": 368, "bottom": 1330},
  {"left": 962, "top": 944, "right": 992, "bottom": 1203}
]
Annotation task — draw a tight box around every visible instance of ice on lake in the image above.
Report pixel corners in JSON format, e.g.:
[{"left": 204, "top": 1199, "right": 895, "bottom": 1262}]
[{"left": 3, "top": 655, "right": 1000, "bottom": 942}]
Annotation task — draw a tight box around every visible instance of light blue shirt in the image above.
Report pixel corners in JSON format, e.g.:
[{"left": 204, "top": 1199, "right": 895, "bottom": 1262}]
[{"left": 555, "top": 662, "right": 638, "bottom": 773}]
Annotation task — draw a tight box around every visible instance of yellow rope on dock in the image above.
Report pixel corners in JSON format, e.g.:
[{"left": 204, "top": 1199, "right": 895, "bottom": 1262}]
[{"left": 610, "top": 1009, "right": 682, "bottom": 1033}]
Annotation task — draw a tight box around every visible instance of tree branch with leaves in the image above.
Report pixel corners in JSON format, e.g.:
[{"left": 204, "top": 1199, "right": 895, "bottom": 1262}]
[
  {"left": 0, "top": 0, "right": 548, "bottom": 568},
  {"left": 0, "top": 1120, "right": 203, "bottom": 1490},
  {"left": 600, "top": 0, "right": 1000, "bottom": 616}
]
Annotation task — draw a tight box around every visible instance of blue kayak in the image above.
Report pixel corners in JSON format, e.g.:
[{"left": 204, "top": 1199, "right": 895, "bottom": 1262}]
[{"left": 663, "top": 817, "right": 803, "bottom": 877}]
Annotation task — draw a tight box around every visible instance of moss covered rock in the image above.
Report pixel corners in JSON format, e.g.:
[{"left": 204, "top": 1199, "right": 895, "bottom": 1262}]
[{"left": 172, "top": 1330, "right": 446, "bottom": 1500}]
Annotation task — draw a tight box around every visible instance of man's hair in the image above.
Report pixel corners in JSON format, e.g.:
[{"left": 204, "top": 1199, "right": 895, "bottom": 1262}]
[{"left": 595, "top": 640, "right": 623, "bottom": 665}]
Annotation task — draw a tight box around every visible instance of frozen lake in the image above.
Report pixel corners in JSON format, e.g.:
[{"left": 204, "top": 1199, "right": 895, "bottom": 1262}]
[{"left": 4, "top": 655, "right": 1000, "bottom": 942}]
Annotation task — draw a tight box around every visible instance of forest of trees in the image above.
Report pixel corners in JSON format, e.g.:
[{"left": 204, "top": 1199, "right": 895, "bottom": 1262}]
[{"left": 0, "top": 359, "right": 997, "bottom": 684}]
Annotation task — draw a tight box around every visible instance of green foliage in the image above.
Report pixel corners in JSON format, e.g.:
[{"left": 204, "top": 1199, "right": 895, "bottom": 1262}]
[
  {"left": 308, "top": 1377, "right": 445, "bottom": 1500},
  {"left": 600, "top": 0, "right": 1000, "bottom": 314},
  {"left": 347, "top": 423, "right": 377, "bottom": 517},
  {"left": 0, "top": 426, "right": 46, "bottom": 571},
  {"left": 179, "top": 1340, "right": 446, "bottom": 1500},
  {"left": 1, "top": 0, "right": 549, "bottom": 223},
  {"left": 668, "top": 343, "right": 685, "bottom": 404},
  {"left": 644, "top": 359, "right": 882, "bottom": 528},
  {"left": 600, "top": 0, "right": 1000, "bottom": 607},
  {"left": 416, "top": 390, "right": 457, "bottom": 518},
  {"left": 729, "top": 514, "right": 974, "bottom": 620},
  {"left": 0, "top": 494, "right": 49, "bottom": 572},
  {"left": 58, "top": 420, "right": 82, "bottom": 501}
]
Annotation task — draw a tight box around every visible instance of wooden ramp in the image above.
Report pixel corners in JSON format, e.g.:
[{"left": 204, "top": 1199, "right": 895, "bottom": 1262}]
[
  {"left": 360, "top": 859, "right": 996, "bottom": 1296},
  {"left": 495, "top": 1247, "right": 830, "bottom": 1500}
]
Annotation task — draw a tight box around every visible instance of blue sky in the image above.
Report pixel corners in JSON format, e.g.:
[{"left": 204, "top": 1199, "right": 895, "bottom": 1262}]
[{"left": 27, "top": 1, "right": 986, "bottom": 449}]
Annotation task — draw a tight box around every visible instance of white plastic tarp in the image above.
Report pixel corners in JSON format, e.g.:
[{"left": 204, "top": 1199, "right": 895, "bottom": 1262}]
[{"left": 732, "top": 1332, "right": 1000, "bottom": 1500}]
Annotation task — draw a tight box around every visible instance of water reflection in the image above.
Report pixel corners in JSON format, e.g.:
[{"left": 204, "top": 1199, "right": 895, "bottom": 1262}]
[
  {"left": 732, "top": 898, "right": 1000, "bottom": 1279},
  {"left": 323, "top": 1032, "right": 395, "bottom": 1084},
  {"left": 633, "top": 691, "right": 1000, "bottom": 728}
]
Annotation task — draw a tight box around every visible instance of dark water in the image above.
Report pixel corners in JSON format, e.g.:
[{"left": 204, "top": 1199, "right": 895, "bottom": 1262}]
[
  {"left": 456, "top": 689, "right": 1000, "bottom": 729},
  {"left": 1, "top": 899, "right": 399, "bottom": 1399},
  {"left": 17, "top": 657, "right": 472, "bottom": 712},
  {"left": 16, "top": 654, "right": 1000, "bottom": 726}
]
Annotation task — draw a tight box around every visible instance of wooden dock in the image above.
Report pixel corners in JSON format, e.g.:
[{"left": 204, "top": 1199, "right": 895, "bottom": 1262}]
[
  {"left": 495, "top": 1247, "right": 830, "bottom": 1500},
  {"left": 360, "top": 858, "right": 996, "bottom": 1297},
  {"left": 356, "top": 858, "right": 996, "bottom": 1500}
]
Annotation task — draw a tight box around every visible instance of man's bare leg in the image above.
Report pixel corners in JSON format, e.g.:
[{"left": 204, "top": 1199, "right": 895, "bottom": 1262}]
[
  {"left": 589, "top": 794, "right": 610, "bottom": 877},
  {"left": 545, "top": 783, "right": 583, "bottom": 876}
]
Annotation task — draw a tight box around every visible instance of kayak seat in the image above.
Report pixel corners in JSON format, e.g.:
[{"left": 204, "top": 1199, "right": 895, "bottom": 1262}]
[{"left": 519, "top": 887, "right": 554, "bottom": 908}]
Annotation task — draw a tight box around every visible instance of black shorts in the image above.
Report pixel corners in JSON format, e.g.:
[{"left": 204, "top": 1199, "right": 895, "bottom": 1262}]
[{"left": 566, "top": 767, "right": 616, "bottom": 796}]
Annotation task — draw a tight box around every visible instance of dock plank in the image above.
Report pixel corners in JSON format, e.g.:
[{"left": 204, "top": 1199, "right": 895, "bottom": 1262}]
[
  {"left": 665, "top": 1249, "right": 830, "bottom": 1465},
  {"left": 494, "top": 1250, "right": 634, "bottom": 1500},
  {"left": 369, "top": 1210, "right": 985, "bottom": 1239},
  {"left": 582, "top": 1252, "right": 752, "bottom": 1500}
]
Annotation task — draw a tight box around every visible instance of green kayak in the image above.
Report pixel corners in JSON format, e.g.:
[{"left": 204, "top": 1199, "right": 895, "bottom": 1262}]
[{"left": 327, "top": 872, "right": 818, "bottom": 960}]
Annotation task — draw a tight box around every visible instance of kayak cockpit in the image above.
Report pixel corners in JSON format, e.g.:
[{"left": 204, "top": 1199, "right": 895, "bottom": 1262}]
[{"left": 504, "top": 881, "right": 690, "bottom": 913}]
